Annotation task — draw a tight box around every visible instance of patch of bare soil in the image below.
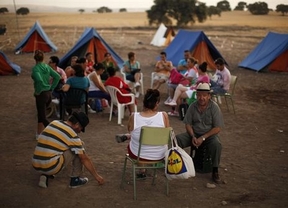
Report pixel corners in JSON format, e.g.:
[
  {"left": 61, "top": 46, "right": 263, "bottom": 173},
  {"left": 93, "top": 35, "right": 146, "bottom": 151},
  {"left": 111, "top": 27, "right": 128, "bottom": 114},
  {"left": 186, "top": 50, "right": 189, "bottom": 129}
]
[{"left": 0, "top": 25, "right": 287, "bottom": 208}]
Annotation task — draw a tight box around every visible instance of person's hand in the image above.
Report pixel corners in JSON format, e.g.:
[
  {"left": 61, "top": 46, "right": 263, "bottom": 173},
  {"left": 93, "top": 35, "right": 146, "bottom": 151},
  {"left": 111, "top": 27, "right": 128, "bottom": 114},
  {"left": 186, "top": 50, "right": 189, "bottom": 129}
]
[
  {"left": 192, "top": 137, "right": 198, "bottom": 147},
  {"left": 96, "top": 175, "right": 104, "bottom": 185},
  {"left": 196, "top": 137, "right": 204, "bottom": 147}
]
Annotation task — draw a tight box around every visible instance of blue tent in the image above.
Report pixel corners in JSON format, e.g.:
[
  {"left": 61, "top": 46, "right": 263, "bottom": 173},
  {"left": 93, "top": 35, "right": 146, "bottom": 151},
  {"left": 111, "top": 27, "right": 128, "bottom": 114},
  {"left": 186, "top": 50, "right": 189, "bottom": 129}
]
[
  {"left": 59, "top": 27, "right": 124, "bottom": 69},
  {"left": 0, "top": 51, "right": 21, "bottom": 75},
  {"left": 238, "top": 32, "right": 288, "bottom": 72},
  {"left": 164, "top": 30, "right": 225, "bottom": 69},
  {"left": 14, "top": 21, "right": 57, "bottom": 53}
]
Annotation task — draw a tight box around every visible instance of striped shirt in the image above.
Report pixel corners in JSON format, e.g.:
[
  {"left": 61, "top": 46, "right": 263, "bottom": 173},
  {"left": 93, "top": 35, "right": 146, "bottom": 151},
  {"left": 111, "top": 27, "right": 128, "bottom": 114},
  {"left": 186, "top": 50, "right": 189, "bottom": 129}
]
[{"left": 32, "top": 120, "right": 84, "bottom": 175}]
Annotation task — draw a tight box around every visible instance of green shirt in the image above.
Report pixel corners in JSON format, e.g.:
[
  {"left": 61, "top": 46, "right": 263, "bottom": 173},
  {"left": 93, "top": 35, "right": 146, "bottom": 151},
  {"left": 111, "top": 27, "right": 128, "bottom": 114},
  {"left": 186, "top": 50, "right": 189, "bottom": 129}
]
[
  {"left": 31, "top": 62, "right": 61, "bottom": 95},
  {"left": 183, "top": 100, "right": 224, "bottom": 135}
]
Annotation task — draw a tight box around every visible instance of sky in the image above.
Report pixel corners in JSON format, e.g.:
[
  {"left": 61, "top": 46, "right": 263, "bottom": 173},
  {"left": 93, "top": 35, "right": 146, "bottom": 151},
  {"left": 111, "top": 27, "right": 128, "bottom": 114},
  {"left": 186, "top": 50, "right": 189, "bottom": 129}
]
[{"left": 1, "top": 0, "right": 287, "bottom": 10}]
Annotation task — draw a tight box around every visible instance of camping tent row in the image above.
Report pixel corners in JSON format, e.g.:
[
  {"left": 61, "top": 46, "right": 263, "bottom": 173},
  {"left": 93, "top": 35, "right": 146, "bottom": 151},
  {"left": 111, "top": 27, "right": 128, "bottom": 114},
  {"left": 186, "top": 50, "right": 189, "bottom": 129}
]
[
  {"left": 238, "top": 32, "right": 288, "bottom": 72},
  {"left": 0, "top": 51, "right": 21, "bottom": 75},
  {"left": 150, "top": 23, "right": 175, "bottom": 47},
  {"left": 13, "top": 21, "right": 124, "bottom": 69}
]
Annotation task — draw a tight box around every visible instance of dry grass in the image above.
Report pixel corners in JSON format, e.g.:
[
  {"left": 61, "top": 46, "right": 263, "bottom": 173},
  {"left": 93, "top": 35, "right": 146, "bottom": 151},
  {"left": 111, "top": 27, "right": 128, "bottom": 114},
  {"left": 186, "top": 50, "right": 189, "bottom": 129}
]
[{"left": 1, "top": 11, "right": 288, "bottom": 29}]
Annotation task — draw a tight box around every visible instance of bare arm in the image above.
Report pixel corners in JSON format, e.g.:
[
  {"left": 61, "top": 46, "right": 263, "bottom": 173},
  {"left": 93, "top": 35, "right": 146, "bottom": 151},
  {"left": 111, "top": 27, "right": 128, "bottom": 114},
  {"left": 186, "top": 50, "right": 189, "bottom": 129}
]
[
  {"left": 162, "top": 112, "right": 170, "bottom": 127},
  {"left": 127, "top": 114, "right": 134, "bottom": 133},
  {"left": 78, "top": 153, "right": 104, "bottom": 185},
  {"left": 62, "top": 84, "right": 70, "bottom": 92},
  {"left": 91, "top": 73, "right": 107, "bottom": 92}
]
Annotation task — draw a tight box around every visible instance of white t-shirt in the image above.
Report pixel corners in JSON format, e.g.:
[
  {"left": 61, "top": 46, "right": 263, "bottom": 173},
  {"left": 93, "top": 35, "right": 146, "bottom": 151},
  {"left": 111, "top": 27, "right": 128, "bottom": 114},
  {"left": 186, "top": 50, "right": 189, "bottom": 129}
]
[
  {"left": 129, "top": 112, "right": 167, "bottom": 160},
  {"left": 214, "top": 66, "right": 231, "bottom": 91}
]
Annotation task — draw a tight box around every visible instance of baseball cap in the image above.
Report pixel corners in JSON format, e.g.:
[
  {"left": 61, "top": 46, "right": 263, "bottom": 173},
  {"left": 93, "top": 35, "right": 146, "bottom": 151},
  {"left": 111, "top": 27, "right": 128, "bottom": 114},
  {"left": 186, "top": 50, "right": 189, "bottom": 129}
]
[{"left": 72, "top": 111, "right": 89, "bottom": 132}]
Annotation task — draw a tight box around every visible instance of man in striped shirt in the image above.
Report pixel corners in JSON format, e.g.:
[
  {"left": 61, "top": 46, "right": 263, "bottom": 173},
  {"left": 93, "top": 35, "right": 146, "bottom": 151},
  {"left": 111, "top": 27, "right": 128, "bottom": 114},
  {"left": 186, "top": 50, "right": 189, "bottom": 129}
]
[{"left": 32, "top": 111, "right": 104, "bottom": 188}]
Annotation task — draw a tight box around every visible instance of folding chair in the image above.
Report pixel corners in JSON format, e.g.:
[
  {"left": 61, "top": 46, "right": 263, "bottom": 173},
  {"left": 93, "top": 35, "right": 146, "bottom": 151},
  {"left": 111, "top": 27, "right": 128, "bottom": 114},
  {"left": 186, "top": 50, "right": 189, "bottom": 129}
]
[
  {"left": 106, "top": 86, "right": 137, "bottom": 125},
  {"left": 59, "top": 88, "right": 88, "bottom": 120},
  {"left": 212, "top": 75, "right": 238, "bottom": 114},
  {"left": 120, "top": 67, "right": 144, "bottom": 95},
  {"left": 120, "top": 126, "right": 172, "bottom": 200}
]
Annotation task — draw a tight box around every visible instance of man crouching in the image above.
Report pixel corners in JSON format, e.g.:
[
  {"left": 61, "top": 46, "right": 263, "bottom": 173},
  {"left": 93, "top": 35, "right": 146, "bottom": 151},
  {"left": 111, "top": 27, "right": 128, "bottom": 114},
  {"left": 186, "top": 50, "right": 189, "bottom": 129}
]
[{"left": 32, "top": 111, "right": 104, "bottom": 188}]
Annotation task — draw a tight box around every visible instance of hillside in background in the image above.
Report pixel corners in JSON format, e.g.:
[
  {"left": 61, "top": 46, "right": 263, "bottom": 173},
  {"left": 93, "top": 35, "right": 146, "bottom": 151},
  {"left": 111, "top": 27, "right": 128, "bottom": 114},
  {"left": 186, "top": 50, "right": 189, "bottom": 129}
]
[{"left": 0, "top": 4, "right": 146, "bottom": 13}]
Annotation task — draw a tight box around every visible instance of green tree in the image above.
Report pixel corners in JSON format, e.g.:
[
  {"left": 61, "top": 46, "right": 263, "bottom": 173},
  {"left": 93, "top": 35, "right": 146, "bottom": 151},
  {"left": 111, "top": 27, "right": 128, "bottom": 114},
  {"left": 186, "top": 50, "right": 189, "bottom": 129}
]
[
  {"left": 0, "top": 7, "right": 9, "bottom": 14},
  {"left": 248, "top": 2, "right": 269, "bottom": 15},
  {"left": 276, "top": 4, "right": 288, "bottom": 15},
  {"left": 16, "top": 7, "right": 29, "bottom": 15},
  {"left": 234, "top": 1, "right": 247, "bottom": 11},
  {"left": 78, "top": 9, "right": 85, "bottom": 14},
  {"left": 146, "top": 0, "right": 208, "bottom": 27},
  {"left": 97, "top": 6, "right": 112, "bottom": 13},
  {"left": 119, "top": 8, "right": 127, "bottom": 12},
  {"left": 216, "top": 0, "right": 231, "bottom": 11},
  {"left": 207, "top": 6, "right": 221, "bottom": 19}
]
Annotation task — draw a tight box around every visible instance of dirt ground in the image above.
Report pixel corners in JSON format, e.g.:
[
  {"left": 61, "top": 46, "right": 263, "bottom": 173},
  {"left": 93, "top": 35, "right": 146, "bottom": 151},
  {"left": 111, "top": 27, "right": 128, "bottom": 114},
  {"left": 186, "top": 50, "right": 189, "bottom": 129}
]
[{"left": 0, "top": 14, "right": 288, "bottom": 207}]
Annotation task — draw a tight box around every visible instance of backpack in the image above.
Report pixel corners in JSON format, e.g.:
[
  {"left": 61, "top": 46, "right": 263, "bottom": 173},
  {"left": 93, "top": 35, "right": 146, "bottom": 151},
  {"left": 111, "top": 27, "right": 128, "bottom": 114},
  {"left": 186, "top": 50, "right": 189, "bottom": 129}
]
[{"left": 178, "top": 102, "right": 189, "bottom": 121}]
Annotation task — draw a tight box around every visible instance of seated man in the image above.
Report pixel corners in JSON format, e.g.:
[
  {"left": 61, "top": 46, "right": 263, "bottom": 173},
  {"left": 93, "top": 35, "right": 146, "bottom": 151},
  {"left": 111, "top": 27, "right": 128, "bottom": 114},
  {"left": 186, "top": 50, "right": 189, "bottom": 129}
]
[
  {"left": 32, "top": 111, "right": 104, "bottom": 188},
  {"left": 210, "top": 58, "right": 231, "bottom": 94},
  {"left": 152, "top": 51, "right": 173, "bottom": 90},
  {"left": 176, "top": 83, "right": 224, "bottom": 183}
]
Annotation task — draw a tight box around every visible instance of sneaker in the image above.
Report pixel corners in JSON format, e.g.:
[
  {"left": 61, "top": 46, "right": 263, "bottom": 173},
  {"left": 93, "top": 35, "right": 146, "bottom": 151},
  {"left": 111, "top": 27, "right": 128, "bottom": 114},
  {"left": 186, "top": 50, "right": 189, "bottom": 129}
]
[
  {"left": 166, "top": 100, "right": 177, "bottom": 106},
  {"left": 134, "top": 82, "right": 141, "bottom": 87},
  {"left": 51, "top": 98, "right": 59, "bottom": 105},
  {"left": 168, "top": 111, "right": 179, "bottom": 117},
  {"left": 164, "top": 97, "right": 172, "bottom": 105},
  {"left": 135, "top": 92, "right": 140, "bottom": 98},
  {"left": 69, "top": 177, "right": 88, "bottom": 188},
  {"left": 115, "top": 134, "right": 128, "bottom": 143},
  {"left": 88, "top": 108, "right": 96, "bottom": 114},
  {"left": 38, "top": 175, "right": 48, "bottom": 188}
]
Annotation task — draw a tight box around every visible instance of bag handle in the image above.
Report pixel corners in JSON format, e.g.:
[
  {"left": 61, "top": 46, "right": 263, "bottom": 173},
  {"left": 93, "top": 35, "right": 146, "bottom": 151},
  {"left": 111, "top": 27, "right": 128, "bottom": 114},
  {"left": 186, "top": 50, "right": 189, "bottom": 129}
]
[{"left": 170, "top": 130, "right": 179, "bottom": 149}]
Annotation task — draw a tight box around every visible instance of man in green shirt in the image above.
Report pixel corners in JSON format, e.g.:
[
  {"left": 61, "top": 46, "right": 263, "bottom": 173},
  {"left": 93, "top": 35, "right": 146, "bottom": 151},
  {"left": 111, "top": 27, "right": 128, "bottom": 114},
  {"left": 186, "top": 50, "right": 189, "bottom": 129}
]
[{"left": 176, "top": 83, "right": 224, "bottom": 183}]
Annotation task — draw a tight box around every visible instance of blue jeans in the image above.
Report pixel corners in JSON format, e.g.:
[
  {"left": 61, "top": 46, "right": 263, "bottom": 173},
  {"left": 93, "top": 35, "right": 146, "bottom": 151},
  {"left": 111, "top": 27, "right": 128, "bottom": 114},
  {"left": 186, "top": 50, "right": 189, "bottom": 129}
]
[{"left": 210, "top": 80, "right": 227, "bottom": 95}]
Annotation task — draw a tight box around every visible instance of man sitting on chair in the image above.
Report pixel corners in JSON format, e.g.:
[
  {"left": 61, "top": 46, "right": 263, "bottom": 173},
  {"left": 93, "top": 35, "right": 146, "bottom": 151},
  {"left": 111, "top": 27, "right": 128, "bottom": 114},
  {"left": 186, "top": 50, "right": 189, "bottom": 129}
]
[
  {"left": 176, "top": 83, "right": 224, "bottom": 184},
  {"left": 152, "top": 51, "right": 173, "bottom": 90},
  {"left": 210, "top": 58, "right": 231, "bottom": 95}
]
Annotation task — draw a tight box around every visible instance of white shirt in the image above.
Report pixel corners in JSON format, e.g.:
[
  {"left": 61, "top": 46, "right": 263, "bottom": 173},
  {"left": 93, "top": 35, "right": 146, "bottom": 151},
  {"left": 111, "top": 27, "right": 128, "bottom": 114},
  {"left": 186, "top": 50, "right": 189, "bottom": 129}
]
[{"left": 129, "top": 112, "right": 167, "bottom": 160}]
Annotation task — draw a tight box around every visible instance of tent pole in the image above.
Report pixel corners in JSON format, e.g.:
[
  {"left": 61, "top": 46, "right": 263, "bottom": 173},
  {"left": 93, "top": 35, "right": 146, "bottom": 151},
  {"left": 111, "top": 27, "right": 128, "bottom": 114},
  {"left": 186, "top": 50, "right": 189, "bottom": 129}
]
[{"left": 13, "top": 0, "right": 21, "bottom": 40}]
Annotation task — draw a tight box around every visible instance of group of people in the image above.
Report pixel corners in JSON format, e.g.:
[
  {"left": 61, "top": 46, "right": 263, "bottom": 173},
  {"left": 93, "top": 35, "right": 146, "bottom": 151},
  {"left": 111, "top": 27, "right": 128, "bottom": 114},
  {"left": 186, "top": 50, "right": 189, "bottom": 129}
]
[{"left": 31, "top": 49, "right": 231, "bottom": 189}]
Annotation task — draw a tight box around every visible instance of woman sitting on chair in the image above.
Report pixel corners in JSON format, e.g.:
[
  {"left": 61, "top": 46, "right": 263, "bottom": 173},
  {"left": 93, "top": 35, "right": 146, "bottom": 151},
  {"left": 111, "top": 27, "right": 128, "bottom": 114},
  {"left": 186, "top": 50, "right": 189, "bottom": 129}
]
[
  {"left": 123, "top": 52, "right": 141, "bottom": 98},
  {"left": 128, "top": 89, "right": 170, "bottom": 160},
  {"left": 104, "top": 67, "right": 136, "bottom": 115}
]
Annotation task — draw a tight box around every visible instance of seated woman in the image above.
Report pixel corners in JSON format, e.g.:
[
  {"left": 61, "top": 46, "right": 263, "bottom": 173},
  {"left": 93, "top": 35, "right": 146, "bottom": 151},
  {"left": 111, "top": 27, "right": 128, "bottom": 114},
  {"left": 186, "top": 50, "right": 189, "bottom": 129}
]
[
  {"left": 101, "top": 52, "right": 115, "bottom": 81},
  {"left": 62, "top": 64, "right": 90, "bottom": 114},
  {"left": 167, "top": 62, "right": 210, "bottom": 106},
  {"left": 104, "top": 67, "right": 136, "bottom": 115},
  {"left": 127, "top": 89, "right": 170, "bottom": 163},
  {"left": 65, "top": 56, "right": 78, "bottom": 78},
  {"left": 123, "top": 52, "right": 141, "bottom": 98},
  {"left": 165, "top": 57, "right": 198, "bottom": 116},
  {"left": 87, "top": 63, "right": 111, "bottom": 111}
]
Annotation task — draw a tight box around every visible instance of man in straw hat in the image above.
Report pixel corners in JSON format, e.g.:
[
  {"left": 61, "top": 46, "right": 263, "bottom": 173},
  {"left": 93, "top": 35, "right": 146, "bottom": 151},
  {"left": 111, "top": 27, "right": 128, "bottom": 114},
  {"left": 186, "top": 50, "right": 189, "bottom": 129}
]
[
  {"left": 176, "top": 83, "right": 224, "bottom": 184},
  {"left": 32, "top": 111, "right": 104, "bottom": 188}
]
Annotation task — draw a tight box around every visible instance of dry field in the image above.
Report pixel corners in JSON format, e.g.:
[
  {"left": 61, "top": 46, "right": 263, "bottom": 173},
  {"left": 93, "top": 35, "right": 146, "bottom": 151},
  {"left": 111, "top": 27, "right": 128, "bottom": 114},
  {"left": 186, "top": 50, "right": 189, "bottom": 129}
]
[{"left": 0, "top": 11, "right": 288, "bottom": 208}]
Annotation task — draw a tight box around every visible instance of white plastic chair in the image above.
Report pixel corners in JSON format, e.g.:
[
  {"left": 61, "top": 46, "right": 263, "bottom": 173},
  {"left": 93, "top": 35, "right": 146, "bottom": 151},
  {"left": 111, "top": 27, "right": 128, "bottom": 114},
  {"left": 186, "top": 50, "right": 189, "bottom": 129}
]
[
  {"left": 150, "top": 72, "right": 156, "bottom": 88},
  {"left": 120, "top": 67, "right": 144, "bottom": 95},
  {"left": 106, "top": 86, "right": 137, "bottom": 125}
]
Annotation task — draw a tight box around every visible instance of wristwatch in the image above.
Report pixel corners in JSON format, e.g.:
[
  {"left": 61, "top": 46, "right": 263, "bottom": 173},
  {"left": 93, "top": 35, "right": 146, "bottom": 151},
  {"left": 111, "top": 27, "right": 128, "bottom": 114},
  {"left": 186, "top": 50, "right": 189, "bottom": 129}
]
[{"left": 202, "top": 136, "right": 206, "bottom": 141}]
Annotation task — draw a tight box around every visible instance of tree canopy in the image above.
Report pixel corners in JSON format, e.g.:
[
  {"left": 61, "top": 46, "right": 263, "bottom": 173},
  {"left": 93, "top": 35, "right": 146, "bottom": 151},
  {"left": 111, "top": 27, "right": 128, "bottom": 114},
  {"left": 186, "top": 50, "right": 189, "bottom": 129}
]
[
  {"left": 97, "top": 6, "right": 112, "bottom": 13},
  {"left": 248, "top": 2, "right": 269, "bottom": 15},
  {"left": 78, "top": 9, "right": 85, "bottom": 14},
  {"left": 276, "top": 4, "right": 288, "bottom": 15},
  {"left": 119, "top": 8, "right": 127, "bottom": 12},
  {"left": 234, "top": 2, "right": 247, "bottom": 11},
  {"left": 216, "top": 0, "right": 231, "bottom": 11},
  {"left": 0, "top": 7, "right": 9, "bottom": 14},
  {"left": 146, "top": 0, "right": 209, "bottom": 27},
  {"left": 207, "top": 6, "right": 221, "bottom": 19},
  {"left": 16, "top": 7, "right": 29, "bottom": 15}
]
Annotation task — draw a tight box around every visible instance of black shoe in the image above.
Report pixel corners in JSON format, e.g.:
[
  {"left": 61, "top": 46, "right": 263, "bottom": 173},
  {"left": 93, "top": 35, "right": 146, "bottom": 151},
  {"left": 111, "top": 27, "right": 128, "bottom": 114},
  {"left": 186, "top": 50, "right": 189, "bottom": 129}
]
[
  {"left": 136, "top": 173, "right": 146, "bottom": 179},
  {"left": 69, "top": 177, "right": 88, "bottom": 188},
  {"left": 212, "top": 172, "right": 222, "bottom": 184},
  {"left": 115, "top": 134, "right": 128, "bottom": 143}
]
